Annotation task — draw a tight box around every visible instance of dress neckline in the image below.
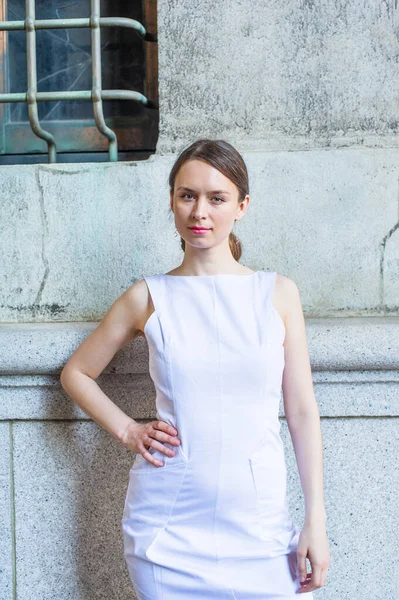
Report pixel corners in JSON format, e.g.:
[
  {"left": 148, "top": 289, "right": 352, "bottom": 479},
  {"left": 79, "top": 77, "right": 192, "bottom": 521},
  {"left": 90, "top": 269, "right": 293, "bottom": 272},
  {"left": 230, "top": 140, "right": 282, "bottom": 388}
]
[{"left": 162, "top": 271, "right": 260, "bottom": 279}]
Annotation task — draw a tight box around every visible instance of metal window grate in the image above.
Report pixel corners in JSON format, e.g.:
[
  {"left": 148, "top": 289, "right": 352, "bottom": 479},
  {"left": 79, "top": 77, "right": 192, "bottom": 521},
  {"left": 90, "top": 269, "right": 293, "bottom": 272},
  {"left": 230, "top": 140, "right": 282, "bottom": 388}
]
[{"left": 0, "top": 0, "right": 157, "bottom": 162}]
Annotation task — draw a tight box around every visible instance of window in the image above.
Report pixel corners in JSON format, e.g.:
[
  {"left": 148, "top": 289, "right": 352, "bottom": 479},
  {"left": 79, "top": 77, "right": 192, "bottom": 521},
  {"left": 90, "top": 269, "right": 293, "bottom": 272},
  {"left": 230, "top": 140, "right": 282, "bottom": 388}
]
[{"left": 0, "top": 0, "right": 158, "bottom": 163}]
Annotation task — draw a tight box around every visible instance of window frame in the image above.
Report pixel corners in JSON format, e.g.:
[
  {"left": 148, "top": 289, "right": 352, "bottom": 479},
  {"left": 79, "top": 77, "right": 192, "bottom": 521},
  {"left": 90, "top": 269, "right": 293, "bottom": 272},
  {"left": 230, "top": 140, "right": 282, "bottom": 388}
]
[{"left": 0, "top": 0, "right": 158, "bottom": 163}]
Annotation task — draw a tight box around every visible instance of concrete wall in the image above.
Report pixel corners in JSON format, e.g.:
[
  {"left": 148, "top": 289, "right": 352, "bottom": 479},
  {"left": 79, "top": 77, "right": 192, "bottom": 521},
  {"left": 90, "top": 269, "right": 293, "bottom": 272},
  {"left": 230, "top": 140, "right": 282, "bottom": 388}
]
[{"left": 1, "top": 0, "right": 398, "bottom": 598}]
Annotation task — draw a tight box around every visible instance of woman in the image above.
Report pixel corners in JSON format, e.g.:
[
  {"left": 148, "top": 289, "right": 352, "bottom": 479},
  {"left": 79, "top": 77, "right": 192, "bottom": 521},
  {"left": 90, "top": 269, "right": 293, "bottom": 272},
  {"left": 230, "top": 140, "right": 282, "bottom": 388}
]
[{"left": 60, "top": 138, "right": 330, "bottom": 598}]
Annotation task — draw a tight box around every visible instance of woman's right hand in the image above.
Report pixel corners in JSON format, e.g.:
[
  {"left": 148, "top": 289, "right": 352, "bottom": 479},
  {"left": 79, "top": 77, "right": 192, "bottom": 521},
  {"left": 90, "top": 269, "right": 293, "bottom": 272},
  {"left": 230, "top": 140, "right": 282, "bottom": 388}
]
[{"left": 122, "top": 419, "right": 181, "bottom": 467}]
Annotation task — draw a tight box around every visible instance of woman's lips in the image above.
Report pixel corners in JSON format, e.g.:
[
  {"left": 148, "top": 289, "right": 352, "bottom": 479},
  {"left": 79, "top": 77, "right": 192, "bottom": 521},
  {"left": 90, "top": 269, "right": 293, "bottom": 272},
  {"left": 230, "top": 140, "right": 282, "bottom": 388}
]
[{"left": 189, "top": 227, "right": 211, "bottom": 234}]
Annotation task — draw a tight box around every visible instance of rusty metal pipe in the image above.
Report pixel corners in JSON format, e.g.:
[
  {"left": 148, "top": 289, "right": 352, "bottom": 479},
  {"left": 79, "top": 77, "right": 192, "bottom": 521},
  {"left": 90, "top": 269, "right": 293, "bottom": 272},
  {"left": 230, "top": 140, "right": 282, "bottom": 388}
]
[
  {"left": 25, "top": 0, "right": 56, "bottom": 162},
  {"left": 0, "top": 17, "right": 147, "bottom": 39},
  {"left": 90, "top": 0, "right": 117, "bottom": 161},
  {"left": 0, "top": 90, "right": 152, "bottom": 104}
]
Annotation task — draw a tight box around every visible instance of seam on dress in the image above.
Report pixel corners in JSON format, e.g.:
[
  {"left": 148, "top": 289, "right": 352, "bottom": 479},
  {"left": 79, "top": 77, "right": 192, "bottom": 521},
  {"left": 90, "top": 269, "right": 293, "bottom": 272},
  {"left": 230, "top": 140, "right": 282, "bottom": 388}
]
[
  {"left": 261, "top": 270, "right": 269, "bottom": 434},
  {"left": 143, "top": 276, "right": 165, "bottom": 348},
  {"left": 212, "top": 277, "right": 222, "bottom": 563},
  {"left": 260, "top": 271, "right": 275, "bottom": 539},
  {"left": 163, "top": 277, "right": 183, "bottom": 450},
  {"left": 159, "top": 563, "right": 164, "bottom": 600},
  {"left": 151, "top": 561, "right": 162, "bottom": 600},
  {"left": 164, "top": 283, "right": 190, "bottom": 463}
]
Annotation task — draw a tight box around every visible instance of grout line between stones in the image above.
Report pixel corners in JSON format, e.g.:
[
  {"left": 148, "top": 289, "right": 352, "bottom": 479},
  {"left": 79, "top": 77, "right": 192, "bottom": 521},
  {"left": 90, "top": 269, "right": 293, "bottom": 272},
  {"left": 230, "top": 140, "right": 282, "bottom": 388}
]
[{"left": 9, "top": 422, "right": 16, "bottom": 600}]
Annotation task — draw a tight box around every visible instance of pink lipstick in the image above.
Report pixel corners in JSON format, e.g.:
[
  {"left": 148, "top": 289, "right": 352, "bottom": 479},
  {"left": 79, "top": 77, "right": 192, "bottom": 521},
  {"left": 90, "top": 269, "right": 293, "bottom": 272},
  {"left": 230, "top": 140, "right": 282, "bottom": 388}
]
[{"left": 189, "top": 227, "right": 211, "bottom": 235}]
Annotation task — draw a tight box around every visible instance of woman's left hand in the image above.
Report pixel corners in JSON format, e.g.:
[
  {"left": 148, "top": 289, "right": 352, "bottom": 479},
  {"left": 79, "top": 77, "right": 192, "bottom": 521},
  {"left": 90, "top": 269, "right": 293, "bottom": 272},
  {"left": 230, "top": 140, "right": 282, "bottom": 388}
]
[{"left": 296, "top": 521, "right": 331, "bottom": 593}]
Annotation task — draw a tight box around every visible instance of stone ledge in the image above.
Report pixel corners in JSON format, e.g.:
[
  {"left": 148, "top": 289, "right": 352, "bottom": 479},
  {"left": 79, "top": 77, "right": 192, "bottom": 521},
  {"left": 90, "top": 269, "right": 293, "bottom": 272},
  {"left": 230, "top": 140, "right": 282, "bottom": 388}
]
[
  {"left": 0, "top": 318, "right": 398, "bottom": 420},
  {"left": 0, "top": 317, "right": 399, "bottom": 374},
  {"left": 0, "top": 370, "right": 398, "bottom": 420}
]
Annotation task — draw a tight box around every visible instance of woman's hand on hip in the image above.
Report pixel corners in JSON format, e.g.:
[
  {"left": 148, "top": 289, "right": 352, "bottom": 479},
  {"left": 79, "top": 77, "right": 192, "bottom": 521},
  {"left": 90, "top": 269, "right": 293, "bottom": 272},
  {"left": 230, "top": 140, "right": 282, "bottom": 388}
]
[{"left": 122, "top": 419, "right": 181, "bottom": 467}]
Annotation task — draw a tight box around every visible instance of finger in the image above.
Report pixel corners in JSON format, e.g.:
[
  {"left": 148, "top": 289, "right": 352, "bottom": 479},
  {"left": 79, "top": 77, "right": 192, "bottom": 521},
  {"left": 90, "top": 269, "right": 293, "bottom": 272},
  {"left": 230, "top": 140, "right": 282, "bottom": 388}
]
[
  {"left": 154, "top": 420, "right": 178, "bottom": 435},
  {"left": 297, "top": 552, "right": 308, "bottom": 583},
  {"left": 298, "top": 574, "right": 315, "bottom": 593},
  {"left": 138, "top": 437, "right": 174, "bottom": 466},
  {"left": 147, "top": 437, "right": 177, "bottom": 458},
  {"left": 152, "top": 421, "right": 181, "bottom": 445},
  {"left": 140, "top": 446, "right": 165, "bottom": 467},
  {"left": 300, "top": 568, "right": 326, "bottom": 593},
  {"left": 298, "top": 580, "right": 314, "bottom": 594},
  {"left": 309, "top": 564, "right": 323, "bottom": 589},
  {"left": 298, "top": 573, "right": 312, "bottom": 587}
]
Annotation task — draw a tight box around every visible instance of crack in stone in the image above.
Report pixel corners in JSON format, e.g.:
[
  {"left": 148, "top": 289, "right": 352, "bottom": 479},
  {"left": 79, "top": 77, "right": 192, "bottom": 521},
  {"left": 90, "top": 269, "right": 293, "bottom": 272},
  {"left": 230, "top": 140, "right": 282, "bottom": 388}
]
[
  {"left": 33, "top": 169, "right": 50, "bottom": 317},
  {"left": 380, "top": 176, "right": 399, "bottom": 307},
  {"left": 37, "top": 166, "right": 91, "bottom": 176}
]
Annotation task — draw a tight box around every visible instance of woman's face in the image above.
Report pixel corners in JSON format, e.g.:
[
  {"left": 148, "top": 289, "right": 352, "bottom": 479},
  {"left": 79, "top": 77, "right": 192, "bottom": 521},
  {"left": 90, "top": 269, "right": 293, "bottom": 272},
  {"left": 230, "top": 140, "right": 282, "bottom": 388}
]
[{"left": 170, "top": 159, "right": 249, "bottom": 248}]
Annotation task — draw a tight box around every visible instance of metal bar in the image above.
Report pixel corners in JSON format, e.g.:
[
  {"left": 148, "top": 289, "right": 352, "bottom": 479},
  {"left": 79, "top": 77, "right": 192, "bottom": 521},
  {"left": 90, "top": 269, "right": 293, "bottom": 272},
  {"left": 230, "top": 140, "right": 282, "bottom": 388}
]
[
  {"left": 0, "top": 90, "right": 152, "bottom": 104},
  {"left": 0, "top": 17, "right": 148, "bottom": 38},
  {"left": 100, "top": 17, "right": 147, "bottom": 37},
  {"left": 0, "top": 0, "right": 7, "bottom": 153},
  {"left": 143, "top": 0, "right": 158, "bottom": 104},
  {"left": 90, "top": 0, "right": 117, "bottom": 161},
  {"left": 4, "top": 118, "right": 155, "bottom": 154},
  {"left": 0, "top": 19, "right": 87, "bottom": 30},
  {"left": 101, "top": 90, "right": 150, "bottom": 104},
  {"left": 25, "top": 0, "right": 56, "bottom": 162}
]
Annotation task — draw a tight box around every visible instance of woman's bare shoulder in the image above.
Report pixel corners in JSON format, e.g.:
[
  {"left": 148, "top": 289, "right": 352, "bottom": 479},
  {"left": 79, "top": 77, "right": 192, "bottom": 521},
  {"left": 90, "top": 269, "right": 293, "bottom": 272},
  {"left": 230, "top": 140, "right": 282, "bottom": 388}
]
[
  {"left": 274, "top": 273, "right": 302, "bottom": 326},
  {"left": 122, "top": 279, "right": 153, "bottom": 335},
  {"left": 60, "top": 279, "right": 150, "bottom": 380},
  {"left": 275, "top": 272, "right": 299, "bottom": 296}
]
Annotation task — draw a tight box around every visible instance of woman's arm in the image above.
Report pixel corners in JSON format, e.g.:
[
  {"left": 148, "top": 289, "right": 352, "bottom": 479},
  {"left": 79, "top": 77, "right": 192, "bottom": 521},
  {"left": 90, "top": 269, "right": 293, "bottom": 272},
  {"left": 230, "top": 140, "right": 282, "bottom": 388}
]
[
  {"left": 60, "top": 279, "right": 181, "bottom": 466},
  {"left": 60, "top": 281, "right": 148, "bottom": 443},
  {"left": 277, "top": 274, "right": 326, "bottom": 523},
  {"left": 276, "top": 274, "right": 330, "bottom": 592}
]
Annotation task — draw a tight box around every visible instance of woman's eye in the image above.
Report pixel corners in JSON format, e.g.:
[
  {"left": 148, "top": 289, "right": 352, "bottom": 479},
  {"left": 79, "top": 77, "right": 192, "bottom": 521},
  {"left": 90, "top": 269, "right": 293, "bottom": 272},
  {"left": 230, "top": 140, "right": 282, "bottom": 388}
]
[{"left": 179, "top": 194, "right": 225, "bottom": 203}]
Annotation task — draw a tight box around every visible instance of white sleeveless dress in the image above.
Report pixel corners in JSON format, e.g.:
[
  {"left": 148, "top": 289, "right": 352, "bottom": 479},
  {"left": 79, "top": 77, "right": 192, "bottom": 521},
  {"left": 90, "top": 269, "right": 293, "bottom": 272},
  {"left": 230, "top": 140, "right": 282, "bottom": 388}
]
[{"left": 122, "top": 271, "right": 314, "bottom": 599}]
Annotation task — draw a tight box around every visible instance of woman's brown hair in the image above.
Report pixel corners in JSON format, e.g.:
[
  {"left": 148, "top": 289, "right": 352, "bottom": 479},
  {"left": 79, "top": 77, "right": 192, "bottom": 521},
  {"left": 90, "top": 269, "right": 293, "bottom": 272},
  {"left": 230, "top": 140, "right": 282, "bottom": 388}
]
[{"left": 168, "top": 138, "right": 249, "bottom": 261}]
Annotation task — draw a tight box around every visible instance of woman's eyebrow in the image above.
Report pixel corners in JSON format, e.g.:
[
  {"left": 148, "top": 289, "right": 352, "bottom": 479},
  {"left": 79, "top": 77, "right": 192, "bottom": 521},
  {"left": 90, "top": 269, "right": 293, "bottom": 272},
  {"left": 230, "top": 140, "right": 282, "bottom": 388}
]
[{"left": 176, "top": 186, "right": 231, "bottom": 195}]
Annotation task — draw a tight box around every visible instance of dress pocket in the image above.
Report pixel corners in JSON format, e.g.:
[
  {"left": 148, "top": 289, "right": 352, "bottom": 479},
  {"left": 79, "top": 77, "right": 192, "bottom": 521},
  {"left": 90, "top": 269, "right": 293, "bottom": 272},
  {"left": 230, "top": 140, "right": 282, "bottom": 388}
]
[
  {"left": 122, "top": 443, "right": 188, "bottom": 560},
  {"left": 248, "top": 432, "right": 287, "bottom": 537}
]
